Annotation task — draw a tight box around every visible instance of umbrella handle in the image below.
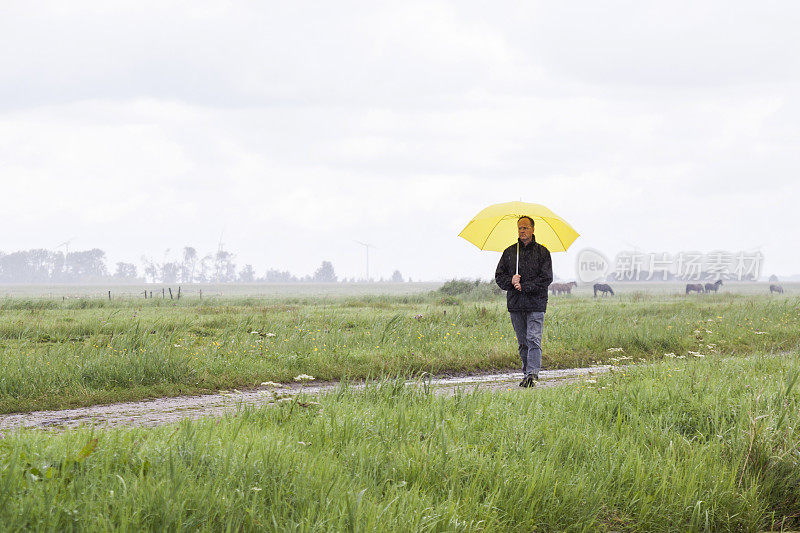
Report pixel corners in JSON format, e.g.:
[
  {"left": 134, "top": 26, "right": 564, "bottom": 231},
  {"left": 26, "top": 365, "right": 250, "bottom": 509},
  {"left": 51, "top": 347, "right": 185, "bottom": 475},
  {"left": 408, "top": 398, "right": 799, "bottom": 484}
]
[{"left": 516, "top": 242, "right": 519, "bottom": 275}]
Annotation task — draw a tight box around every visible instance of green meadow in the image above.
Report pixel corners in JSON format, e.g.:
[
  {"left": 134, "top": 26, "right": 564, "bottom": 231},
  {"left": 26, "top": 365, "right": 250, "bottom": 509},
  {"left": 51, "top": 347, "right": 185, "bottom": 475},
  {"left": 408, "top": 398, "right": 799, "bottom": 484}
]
[
  {"left": 2, "top": 286, "right": 799, "bottom": 531},
  {"left": 0, "top": 289, "right": 798, "bottom": 413},
  {"left": 1, "top": 353, "right": 799, "bottom": 531}
]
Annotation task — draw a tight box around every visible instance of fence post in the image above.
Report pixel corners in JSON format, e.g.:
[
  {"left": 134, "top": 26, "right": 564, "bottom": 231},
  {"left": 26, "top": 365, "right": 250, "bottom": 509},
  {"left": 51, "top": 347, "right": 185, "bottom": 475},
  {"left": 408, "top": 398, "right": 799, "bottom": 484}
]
[
  {"left": 199, "top": 289, "right": 202, "bottom": 300},
  {"left": 168, "top": 288, "right": 173, "bottom": 299},
  {"left": 144, "top": 290, "right": 147, "bottom": 299},
  {"left": 149, "top": 291, "right": 153, "bottom": 299},
  {"left": 108, "top": 290, "right": 111, "bottom": 301},
  {"left": 177, "top": 286, "right": 181, "bottom": 299},
  {"left": 162, "top": 288, "right": 165, "bottom": 299}
]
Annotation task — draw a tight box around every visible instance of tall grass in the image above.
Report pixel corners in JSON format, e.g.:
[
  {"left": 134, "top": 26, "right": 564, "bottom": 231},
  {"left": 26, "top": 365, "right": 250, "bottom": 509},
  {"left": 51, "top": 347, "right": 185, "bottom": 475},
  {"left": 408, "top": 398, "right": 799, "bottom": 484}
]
[
  {"left": 1, "top": 352, "right": 798, "bottom": 531},
  {"left": 0, "top": 293, "right": 798, "bottom": 413}
]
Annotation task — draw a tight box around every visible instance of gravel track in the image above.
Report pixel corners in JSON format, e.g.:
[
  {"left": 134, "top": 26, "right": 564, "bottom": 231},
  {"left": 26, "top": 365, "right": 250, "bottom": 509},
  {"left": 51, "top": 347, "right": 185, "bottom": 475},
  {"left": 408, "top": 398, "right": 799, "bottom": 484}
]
[{"left": 0, "top": 366, "right": 612, "bottom": 430}]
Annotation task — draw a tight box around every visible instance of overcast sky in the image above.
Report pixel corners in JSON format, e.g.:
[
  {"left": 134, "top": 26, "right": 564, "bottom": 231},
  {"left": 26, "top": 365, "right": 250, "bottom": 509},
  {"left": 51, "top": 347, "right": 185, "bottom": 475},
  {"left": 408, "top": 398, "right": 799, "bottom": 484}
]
[{"left": 2, "top": 1, "right": 798, "bottom": 281}]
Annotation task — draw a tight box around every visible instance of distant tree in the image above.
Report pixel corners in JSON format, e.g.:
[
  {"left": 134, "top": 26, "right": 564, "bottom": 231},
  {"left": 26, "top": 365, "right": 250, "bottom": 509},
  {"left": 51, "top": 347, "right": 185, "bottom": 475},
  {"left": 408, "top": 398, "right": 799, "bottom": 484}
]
[
  {"left": 213, "top": 249, "right": 236, "bottom": 283},
  {"left": 312, "top": 261, "right": 337, "bottom": 282},
  {"left": 51, "top": 252, "right": 66, "bottom": 282},
  {"left": 264, "top": 269, "right": 297, "bottom": 282},
  {"left": 66, "top": 249, "right": 108, "bottom": 280},
  {"left": 0, "top": 249, "right": 61, "bottom": 283},
  {"left": 141, "top": 256, "right": 158, "bottom": 283},
  {"left": 239, "top": 264, "right": 256, "bottom": 282},
  {"left": 0, "top": 251, "right": 33, "bottom": 282},
  {"left": 161, "top": 262, "right": 180, "bottom": 284},
  {"left": 181, "top": 247, "right": 198, "bottom": 283},
  {"left": 391, "top": 270, "right": 404, "bottom": 282},
  {"left": 196, "top": 254, "right": 213, "bottom": 283},
  {"left": 114, "top": 262, "right": 138, "bottom": 279},
  {"left": 769, "top": 274, "right": 779, "bottom": 282},
  {"left": 29, "top": 249, "right": 59, "bottom": 282}
]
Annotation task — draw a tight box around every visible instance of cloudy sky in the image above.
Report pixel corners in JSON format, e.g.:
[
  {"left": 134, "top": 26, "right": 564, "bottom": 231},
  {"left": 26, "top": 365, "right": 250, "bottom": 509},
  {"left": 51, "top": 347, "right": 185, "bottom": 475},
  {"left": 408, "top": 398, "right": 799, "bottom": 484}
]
[{"left": 2, "top": 1, "right": 798, "bottom": 281}]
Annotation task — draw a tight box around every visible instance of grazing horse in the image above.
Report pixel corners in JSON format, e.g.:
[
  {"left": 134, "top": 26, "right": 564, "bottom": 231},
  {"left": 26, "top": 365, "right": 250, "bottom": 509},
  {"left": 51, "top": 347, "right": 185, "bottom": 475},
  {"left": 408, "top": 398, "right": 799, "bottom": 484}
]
[
  {"left": 686, "top": 284, "right": 704, "bottom": 294},
  {"left": 549, "top": 281, "right": 577, "bottom": 295},
  {"left": 704, "top": 280, "right": 723, "bottom": 293},
  {"left": 593, "top": 283, "right": 615, "bottom": 297},
  {"left": 770, "top": 284, "right": 784, "bottom": 294}
]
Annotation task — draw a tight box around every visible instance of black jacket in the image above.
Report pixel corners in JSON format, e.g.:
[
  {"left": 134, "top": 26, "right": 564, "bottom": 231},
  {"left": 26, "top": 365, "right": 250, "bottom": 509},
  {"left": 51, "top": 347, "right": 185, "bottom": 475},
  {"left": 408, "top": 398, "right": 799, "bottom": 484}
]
[{"left": 495, "top": 238, "right": 553, "bottom": 312}]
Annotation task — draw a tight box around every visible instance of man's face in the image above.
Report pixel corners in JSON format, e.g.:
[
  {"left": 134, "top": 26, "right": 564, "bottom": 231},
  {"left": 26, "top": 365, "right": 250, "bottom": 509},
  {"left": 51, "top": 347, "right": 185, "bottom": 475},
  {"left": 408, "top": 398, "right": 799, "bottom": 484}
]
[{"left": 518, "top": 218, "right": 534, "bottom": 243}]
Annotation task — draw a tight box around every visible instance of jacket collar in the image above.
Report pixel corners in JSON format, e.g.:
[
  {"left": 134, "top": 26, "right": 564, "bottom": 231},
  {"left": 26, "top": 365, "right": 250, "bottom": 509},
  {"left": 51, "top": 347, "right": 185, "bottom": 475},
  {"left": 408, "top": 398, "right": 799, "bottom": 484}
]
[{"left": 518, "top": 236, "right": 537, "bottom": 248}]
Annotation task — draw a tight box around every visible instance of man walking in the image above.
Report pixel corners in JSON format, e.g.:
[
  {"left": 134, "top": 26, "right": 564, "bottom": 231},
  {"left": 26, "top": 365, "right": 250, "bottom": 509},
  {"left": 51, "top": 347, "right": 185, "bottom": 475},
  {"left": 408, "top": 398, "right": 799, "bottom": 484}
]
[{"left": 495, "top": 216, "right": 553, "bottom": 387}]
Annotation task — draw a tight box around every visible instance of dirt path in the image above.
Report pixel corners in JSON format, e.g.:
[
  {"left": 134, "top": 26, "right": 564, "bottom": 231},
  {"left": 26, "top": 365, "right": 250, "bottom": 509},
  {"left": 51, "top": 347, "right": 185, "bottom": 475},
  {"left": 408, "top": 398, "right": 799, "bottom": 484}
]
[{"left": 0, "top": 366, "right": 612, "bottom": 430}]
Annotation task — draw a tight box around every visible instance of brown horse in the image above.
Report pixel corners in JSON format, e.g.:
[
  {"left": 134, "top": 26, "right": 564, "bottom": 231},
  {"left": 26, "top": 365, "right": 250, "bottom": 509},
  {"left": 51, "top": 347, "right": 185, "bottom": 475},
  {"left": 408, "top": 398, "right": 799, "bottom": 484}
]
[
  {"left": 704, "top": 280, "right": 723, "bottom": 293},
  {"left": 686, "top": 284, "right": 704, "bottom": 294},
  {"left": 549, "top": 281, "right": 577, "bottom": 295},
  {"left": 770, "top": 284, "right": 784, "bottom": 294},
  {"left": 593, "top": 283, "right": 614, "bottom": 297}
]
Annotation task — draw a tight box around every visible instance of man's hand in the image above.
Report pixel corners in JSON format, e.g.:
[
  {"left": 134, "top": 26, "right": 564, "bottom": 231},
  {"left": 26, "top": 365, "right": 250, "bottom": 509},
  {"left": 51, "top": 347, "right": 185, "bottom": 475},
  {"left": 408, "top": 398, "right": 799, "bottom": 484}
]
[{"left": 512, "top": 274, "right": 522, "bottom": 291}]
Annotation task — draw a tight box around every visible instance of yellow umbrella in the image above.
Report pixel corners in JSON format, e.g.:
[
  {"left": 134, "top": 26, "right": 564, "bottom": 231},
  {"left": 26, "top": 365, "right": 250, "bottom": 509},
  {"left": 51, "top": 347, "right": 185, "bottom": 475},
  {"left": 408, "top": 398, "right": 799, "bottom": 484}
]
[{"left": 458, "top": 201, "right": 579, "bottom": 253}]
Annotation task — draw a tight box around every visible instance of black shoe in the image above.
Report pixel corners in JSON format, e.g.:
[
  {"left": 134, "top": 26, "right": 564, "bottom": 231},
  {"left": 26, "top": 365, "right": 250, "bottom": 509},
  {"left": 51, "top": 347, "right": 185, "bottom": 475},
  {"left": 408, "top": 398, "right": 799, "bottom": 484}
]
[
  {"left": 519, "top": 376, "right": 535, "bottom": 388},
  {"left": 519, "top": 377, "right": 528, "bottom": 387}
]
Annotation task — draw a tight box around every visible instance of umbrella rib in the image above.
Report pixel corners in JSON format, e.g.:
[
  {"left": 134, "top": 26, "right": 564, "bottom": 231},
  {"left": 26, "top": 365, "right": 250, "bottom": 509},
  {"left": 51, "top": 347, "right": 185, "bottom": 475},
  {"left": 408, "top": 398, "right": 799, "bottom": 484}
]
[
  {"left": 554, "top": 224, "right": 567, "bottom": 251},
  {"left": 480, "top": 218, "right": 506, "bottom": 250}
]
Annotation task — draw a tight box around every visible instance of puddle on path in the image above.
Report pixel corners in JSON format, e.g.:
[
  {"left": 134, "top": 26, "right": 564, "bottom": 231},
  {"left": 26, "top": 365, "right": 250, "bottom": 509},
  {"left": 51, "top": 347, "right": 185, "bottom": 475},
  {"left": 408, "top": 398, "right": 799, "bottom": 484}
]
[{"left": 0, "top": 366, "right": 612, "bottom": 431}]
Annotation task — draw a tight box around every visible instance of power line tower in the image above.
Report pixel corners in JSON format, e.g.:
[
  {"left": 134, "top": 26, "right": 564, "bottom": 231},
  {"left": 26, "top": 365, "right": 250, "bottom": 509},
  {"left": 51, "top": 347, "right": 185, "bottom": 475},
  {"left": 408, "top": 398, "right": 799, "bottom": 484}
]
[
  {"left": 217, "top": 231, "right": 225, "bottom": 256},
  {"left": 54, "top": 237, "right": 75, "bottom": 277},
  {"left": 355, "top": 241, "right": 375, "bottom": 282}
]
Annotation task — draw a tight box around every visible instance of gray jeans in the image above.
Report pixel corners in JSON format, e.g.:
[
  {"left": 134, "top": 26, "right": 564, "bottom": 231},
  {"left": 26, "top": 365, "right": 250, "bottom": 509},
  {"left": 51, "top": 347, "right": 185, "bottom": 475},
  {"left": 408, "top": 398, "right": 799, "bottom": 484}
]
[{"left": 509, "top": 311, "right": 544, "bottom": 377}]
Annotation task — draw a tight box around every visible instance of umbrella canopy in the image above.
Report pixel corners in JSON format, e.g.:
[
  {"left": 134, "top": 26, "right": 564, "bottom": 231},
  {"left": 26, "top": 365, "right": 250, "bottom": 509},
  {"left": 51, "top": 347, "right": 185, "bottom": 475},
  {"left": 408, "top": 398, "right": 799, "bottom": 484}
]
[{"left": 458, "top": 201, "right": 579, "bottom": 252}]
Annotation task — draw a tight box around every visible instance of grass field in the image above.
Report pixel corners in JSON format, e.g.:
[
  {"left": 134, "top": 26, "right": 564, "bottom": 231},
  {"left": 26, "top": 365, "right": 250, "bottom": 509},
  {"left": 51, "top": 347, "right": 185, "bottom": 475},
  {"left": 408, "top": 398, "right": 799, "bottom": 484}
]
[
  {"left": 0, "top": 288, "right": 798, "bottom": 414},
  {"left": 2, "top": 285, "right": 800, "bottom": 531},
  {"left": 1, "top": 353, "right": 798, "bottom": 531}
]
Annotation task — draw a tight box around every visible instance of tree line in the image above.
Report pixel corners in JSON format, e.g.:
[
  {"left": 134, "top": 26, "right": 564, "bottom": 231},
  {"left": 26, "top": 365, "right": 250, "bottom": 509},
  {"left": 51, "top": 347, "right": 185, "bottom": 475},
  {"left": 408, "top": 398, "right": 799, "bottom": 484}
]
[{"left": 0, "top": 247, "right": 405, "bottom": 284}]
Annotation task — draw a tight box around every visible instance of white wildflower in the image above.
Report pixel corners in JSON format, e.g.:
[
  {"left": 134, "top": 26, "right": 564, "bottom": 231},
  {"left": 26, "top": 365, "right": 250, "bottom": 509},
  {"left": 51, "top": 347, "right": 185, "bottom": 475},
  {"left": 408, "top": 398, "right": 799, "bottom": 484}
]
[
  {"left": 606, "top": 347, "right": 624, "bottom": 353},
  {"left": 261, "top": 381, "right": 281, "bottom": 388},
  {"left": 294, "top": 374, "right": 314, "bottom": 382},
  {"left": 664, "top": 353, "right": 676, "bottom": 358}
]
